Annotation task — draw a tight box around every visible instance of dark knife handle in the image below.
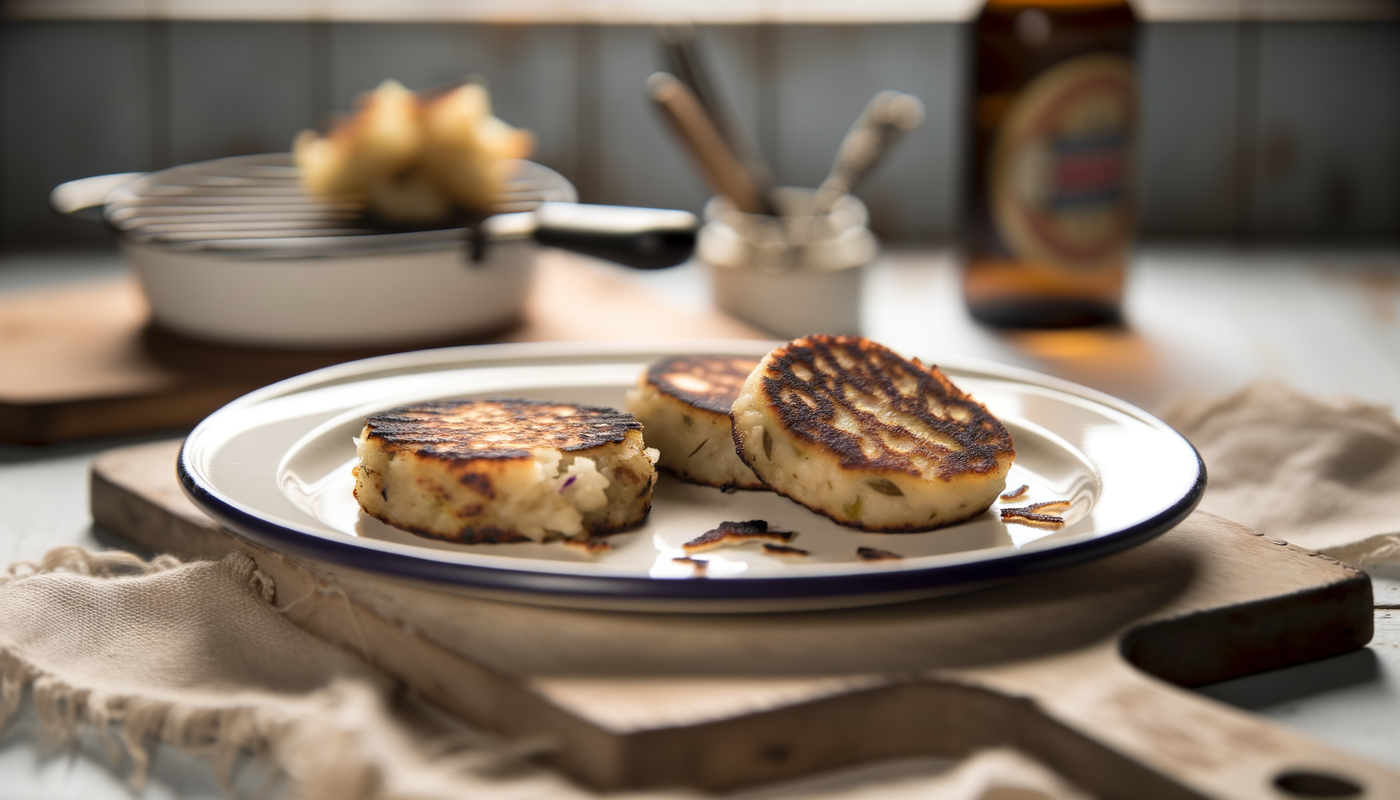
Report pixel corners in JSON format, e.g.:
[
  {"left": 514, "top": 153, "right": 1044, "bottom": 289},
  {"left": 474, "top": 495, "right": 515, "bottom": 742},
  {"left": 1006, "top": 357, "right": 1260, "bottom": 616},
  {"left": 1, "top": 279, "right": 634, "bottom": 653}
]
[{"left": 532, "top": 203, "right": 698, "bottom": 271}]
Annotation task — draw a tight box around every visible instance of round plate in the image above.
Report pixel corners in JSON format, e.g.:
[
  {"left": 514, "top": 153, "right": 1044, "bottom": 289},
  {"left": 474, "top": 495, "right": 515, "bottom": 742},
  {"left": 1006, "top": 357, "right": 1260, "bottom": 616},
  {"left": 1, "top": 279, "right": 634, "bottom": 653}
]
[{"left": 178, "top": 341, "right": 1204, "bottom": 612}]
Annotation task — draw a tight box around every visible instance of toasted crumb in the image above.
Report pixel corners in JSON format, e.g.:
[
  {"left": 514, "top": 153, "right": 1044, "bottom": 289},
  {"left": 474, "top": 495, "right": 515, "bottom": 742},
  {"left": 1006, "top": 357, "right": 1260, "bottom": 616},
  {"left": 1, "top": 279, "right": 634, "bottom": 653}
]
[
  {"left": 1000, "top": 500, "right": 1071, "bottom": 527},
  {"left": 1000, "top": 484, "right": 1030, "bottom": 501},
  {"left": 682, "top": 520, "right": 793, "bottom": 553},
  {"left": 857, "top": 547, "right": 903, "bottom": 561},
  {"left": 672, "top": 556, "right": 708, "bottom": 576},
  {"left": 762, "top": 543, "right": 810, "bottom": 557},
  {"left": 561, "top": 538, "right": 613, "bottom": 555}
]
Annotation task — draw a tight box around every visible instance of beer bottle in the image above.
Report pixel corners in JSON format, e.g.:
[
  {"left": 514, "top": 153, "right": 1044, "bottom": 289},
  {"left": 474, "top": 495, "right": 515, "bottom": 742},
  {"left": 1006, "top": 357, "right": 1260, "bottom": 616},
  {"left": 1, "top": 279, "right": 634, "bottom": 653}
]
[{"left": 962, "top": 0, "right": 1137, "bottom": 328}]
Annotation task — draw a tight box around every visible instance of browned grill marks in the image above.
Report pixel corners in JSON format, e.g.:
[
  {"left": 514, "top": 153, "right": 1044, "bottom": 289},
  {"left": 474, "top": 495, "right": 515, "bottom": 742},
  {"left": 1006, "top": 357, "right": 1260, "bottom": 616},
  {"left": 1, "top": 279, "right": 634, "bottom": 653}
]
[
  {"left": 364, "top": 398, "right": 640, "bottom": 460},
  {"left": 857, "top": 547, "right": 903, "bottom": 561},
  {"left": 745, "top": 335, "right": 1014, "bottom": 479},
  {"left": 647, "top": 355, "right": 760, "bottom": 414},
  {"left": 683, "top": 520, "right": 794, "bottom": 553}
]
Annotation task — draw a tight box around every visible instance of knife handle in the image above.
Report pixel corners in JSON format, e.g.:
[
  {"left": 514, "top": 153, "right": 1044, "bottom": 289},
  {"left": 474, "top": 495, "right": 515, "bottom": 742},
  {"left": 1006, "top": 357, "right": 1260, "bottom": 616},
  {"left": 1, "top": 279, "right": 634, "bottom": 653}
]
[{"left": 531, "top": 202, "right": 699, "bottom": 271}]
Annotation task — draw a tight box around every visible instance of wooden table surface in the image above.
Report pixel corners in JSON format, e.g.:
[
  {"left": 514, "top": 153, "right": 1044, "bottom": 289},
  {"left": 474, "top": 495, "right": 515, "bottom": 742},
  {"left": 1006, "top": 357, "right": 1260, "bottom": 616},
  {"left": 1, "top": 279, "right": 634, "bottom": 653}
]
[{"left": 1, "top": 246, "right": 1398, "bottom": 798}]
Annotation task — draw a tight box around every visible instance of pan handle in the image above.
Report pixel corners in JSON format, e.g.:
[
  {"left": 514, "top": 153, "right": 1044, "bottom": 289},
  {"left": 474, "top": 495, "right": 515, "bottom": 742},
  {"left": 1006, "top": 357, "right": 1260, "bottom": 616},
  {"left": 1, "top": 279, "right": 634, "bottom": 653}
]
[
  {"left": 532, "top": 202, "right": 698, "bottom": 271},
  {"left": 50, "top": 172, "right": 146, "bottom": 217}
]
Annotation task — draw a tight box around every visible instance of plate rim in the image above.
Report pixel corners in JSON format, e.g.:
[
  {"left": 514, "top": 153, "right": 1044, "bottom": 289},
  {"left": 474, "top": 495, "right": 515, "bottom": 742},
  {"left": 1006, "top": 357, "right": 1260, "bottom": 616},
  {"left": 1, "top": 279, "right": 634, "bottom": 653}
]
[{"left": 177, "top": 339, "right": 1206, "bottom": 607}]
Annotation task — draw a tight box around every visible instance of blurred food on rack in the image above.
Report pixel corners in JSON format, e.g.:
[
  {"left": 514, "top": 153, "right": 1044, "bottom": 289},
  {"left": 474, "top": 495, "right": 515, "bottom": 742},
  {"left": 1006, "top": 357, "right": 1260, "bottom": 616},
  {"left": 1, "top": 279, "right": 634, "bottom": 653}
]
[{"left": 294, "top": 79, "right": 534, "bottom": 224}]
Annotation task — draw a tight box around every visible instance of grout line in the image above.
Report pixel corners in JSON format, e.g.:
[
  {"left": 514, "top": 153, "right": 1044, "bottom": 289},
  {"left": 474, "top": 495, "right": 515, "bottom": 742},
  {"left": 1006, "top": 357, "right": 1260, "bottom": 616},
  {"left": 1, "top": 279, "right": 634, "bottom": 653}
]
[
  {"left": 573, "top": 23, "right": 601, "bottom": 203},
  {"left": 309, "top": 20, "right": 334, "bottom": 131},
  {"left": 755, "top": 21, "right": 779, "bottom": 181},
  {"left": 146, "top": 19, "right": 173, "bottom": 170},
  {"left": 1233, "top": 7, "right": 1261, "bottom": 245}
]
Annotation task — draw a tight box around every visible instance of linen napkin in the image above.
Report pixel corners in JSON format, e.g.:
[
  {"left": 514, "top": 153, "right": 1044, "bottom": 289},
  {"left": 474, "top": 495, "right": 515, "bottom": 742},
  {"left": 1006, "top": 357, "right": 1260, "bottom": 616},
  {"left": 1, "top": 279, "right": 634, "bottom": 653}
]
[
  {"left": 1162, "top": 381, "right": 1400, "bottom": 564},
  {"left": 0, "top": 546, "right": 1087, "bottom": 800}
]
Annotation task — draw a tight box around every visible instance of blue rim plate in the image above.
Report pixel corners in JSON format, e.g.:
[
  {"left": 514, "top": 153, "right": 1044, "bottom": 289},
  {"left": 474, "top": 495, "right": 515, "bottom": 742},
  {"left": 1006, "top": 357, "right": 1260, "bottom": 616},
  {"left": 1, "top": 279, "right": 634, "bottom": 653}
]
[{"left": 178, "top": 340, "right": 1204, "bottom": 613}]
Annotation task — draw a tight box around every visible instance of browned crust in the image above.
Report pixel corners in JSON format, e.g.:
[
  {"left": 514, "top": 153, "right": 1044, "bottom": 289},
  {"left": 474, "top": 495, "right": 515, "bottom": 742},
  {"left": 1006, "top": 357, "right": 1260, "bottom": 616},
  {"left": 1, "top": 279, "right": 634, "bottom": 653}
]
[
  {"left": 857, "top": 547, "right": 903, "bottom": 561},
  {"left": 742, "top": 478, "right": 995, "bottom": 534},
  {"left": 562, "top": 538, "right": 613, "bottom": 554},
  {"left": 354, "top": 499, "right": 531, "bottom": 544},
  {"left": 762, "top": 543, "right": 810, "bottom": 557},
  {"left": 364, "top": 398, "right": 641, "bottom": 461},
  {"left": 646, "top": 355, "right": 760, "bottom": 415},
  {"left": 354, "top": 486, "right": 650, "bottom": 544},
  {"left": 1000, "top": 500, "right": 1071, "bottom": 527},
  {"left": 999, "top": 484, "right": 1030, "bottom": 500},
  {"left": 682, "top": 520, "right": 793, "bottom": 553},
  {"left": 672, "top": 556, "right": 708, "bottom": 575},
  {"left": 735, "top": 335, "right": 1014, "bottom": 481},
  {"left": 656, "top": 465, "right": 768, "bottom": 492}
]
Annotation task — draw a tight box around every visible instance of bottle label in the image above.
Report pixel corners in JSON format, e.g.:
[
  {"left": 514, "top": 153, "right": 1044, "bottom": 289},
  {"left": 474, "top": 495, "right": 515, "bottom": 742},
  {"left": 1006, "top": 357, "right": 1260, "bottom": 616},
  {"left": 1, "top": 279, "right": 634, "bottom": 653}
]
[{"left": 990, "top": 55, "right": 1136, "bottom": 271}]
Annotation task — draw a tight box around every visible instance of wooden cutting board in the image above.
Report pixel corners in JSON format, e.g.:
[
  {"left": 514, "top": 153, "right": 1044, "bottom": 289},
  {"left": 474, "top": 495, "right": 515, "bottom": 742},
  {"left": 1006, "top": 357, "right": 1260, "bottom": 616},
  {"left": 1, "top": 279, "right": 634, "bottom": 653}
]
[
  {"left": 0, "top": 252, "right": 761, "bottom": 444},
  {"left": 91, "top": 440, "right": 1400, "bottom": 800}
]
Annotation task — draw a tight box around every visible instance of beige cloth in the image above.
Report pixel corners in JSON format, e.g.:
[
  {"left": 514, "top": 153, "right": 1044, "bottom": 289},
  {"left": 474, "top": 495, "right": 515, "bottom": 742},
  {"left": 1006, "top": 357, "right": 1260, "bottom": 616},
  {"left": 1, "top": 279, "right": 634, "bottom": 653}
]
[
  {"left": 1163, "top": 381, "right": 1400, "bottom": 563},
  {"left": 0, "top": 547, "right": 1086, "bottom": 800}
]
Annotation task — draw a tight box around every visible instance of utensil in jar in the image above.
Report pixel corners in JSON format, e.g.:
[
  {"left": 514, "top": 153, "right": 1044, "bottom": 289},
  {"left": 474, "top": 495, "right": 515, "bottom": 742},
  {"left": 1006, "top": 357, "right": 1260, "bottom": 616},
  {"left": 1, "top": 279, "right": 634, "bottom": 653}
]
[
  {"left": 654, "top": 21, "right": 776, "bottom": 213},
  {"left": 645, "top": 72, "right": 773, "bottom": 217},
  {"left": 809, "top": 91, "right": 925, "bottom": 217}
]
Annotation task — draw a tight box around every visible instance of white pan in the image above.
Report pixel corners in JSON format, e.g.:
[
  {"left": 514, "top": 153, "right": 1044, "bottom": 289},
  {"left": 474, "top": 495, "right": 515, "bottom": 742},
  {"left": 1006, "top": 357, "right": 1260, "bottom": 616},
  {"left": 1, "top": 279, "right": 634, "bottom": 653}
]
[{"left": 54, "top": 154, "right": 697, "bottom": 349}]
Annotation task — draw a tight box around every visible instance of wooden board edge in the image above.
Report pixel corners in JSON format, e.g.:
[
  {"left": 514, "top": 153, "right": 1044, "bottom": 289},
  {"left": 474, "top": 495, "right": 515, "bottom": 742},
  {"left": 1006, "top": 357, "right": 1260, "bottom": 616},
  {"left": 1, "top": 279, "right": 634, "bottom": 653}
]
[{"left": 1120, "top": 538, "right": 1374, "bottom": 687}]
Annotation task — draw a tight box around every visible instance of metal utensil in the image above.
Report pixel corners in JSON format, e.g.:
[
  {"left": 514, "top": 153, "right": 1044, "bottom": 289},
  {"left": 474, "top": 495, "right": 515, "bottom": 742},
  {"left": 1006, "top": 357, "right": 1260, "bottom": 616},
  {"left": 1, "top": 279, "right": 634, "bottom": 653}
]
[
  {"left": 655, "top": 21, "right": 777, "bottom": 214},
  {"left": 646, "top": 72, "right": 771, "bottom": 216},
  {"left": 809, "top": 91, "right": 925, "bottom": 217}
]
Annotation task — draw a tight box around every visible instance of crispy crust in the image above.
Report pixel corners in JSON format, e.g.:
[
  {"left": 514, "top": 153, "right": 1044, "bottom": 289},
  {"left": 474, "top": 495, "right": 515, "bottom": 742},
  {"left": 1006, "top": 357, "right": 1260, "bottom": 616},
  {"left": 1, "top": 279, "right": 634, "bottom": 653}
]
[
  {"left": 645, "top": 355, "right": 761, "bottom": 415},
  {"left": 352, "top": 502, "right": 531, "bottom": 544},
  {"left": 365, "top": 398, "right": 641, "bottom": 460},
  {"left": 736, "top": 335, "right": 1014, "bottom": 480},
  {"left": 682, "top": 519, "right": 793, "bottom": 553},
  {"left": 355, "top": 399, "right": 655, "bottom": 544}
]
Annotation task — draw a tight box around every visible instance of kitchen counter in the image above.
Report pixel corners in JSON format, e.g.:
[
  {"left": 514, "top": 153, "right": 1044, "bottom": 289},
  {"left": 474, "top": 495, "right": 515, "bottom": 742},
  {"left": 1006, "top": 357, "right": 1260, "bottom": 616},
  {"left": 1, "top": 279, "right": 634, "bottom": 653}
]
[{"left": 1, "top": 246, "right": 1398, "bottom": 797}]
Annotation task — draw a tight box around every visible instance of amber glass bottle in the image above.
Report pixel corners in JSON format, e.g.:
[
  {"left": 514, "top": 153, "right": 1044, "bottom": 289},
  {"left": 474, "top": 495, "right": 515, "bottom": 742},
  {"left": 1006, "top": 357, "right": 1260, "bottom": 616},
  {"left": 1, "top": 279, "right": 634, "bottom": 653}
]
[{"left": 963, "top": 0, "right": 1137, "bottom": 328}]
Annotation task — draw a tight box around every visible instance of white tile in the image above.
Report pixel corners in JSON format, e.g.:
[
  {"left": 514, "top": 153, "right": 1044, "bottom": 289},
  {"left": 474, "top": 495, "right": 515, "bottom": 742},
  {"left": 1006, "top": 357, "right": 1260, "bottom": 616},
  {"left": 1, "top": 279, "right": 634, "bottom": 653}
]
[
  {"left": 1253, "top": 22, "right": 1400, "bottom": 239},
  {"left": 773, "top": 24, "right": 963, "bottom": 241},
  {"left": 1138, "top": 23, "right": 1243, "bottom": 238},
  {"left": 594, "top": 24, "right": 764, "bottom": 212},
  {"left": 0, "top": 21, "right": 151, "bottom": 246},
  {"left": 168, "top": 22, "right": 316, "bottom": 166}
]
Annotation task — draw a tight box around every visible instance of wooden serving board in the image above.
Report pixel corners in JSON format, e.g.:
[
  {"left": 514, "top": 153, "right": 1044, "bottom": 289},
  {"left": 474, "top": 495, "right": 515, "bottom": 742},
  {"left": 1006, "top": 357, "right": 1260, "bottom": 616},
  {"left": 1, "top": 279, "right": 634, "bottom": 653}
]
[
  {"left": 91, "top": 440, "right": 1400, "bottom": 800},
  {"left": 0, "top": 252, "right": 761, "bottom": 444}
]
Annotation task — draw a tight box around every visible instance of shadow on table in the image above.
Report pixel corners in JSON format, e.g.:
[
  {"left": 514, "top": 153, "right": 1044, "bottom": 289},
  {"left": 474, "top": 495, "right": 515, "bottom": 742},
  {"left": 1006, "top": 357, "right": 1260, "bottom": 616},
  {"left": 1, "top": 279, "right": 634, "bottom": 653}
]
[{"left": 1193, "top": 648, "right": 1381, "bottom": 711}]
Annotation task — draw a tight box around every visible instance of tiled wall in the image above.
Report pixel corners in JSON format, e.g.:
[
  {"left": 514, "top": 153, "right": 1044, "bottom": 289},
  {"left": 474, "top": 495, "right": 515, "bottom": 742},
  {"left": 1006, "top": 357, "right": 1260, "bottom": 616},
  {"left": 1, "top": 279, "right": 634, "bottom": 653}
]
[{"left": 1, "top": 20, "right": 1397, "bottom": 248}]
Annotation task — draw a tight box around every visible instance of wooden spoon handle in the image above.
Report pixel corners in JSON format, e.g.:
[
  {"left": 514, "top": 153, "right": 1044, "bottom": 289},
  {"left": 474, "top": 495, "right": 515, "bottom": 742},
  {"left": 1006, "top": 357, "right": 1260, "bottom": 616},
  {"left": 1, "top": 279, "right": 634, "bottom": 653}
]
[{"left": 646, "top": 72, "right": 770, "bottom": 216}]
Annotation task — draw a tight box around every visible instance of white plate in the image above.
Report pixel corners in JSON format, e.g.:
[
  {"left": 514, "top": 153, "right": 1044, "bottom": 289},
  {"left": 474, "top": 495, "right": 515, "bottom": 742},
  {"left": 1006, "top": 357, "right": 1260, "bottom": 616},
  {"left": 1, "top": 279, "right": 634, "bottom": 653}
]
[{"left": 179, "top": 341, "right": 1204, "bottom": 612}]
